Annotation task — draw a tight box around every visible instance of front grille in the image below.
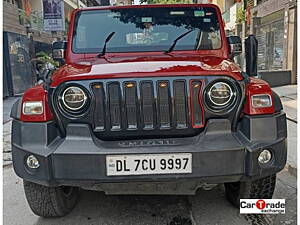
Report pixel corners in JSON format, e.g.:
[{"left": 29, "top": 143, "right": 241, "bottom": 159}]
[{"left": 91, "top": 78, "right": 205, "bottom": 139}]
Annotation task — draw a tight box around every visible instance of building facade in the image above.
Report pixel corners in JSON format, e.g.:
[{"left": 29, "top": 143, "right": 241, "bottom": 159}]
[
  {"left": 211, "top": 0, "right": 297, "bottom": 86},
  {"left": 3, "top": 0, "right": 100, "bottom": 97},
  {"left": 251, "top": 0, "right": 297, "bottom": 86}
]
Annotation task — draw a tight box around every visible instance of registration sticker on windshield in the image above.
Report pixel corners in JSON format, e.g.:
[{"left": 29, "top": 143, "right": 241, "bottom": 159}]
[
  {"left": 141, "top": 17, "right": 152, "bottom": 23},
  {"left": 170, "top": 11, "right": 185, "bottom": 15},
  {"left": 194, "top": 10, "right": 205, "bottom": 17}
]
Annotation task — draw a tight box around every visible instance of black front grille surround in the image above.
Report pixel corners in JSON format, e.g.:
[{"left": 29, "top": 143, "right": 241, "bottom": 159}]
[
  {"left": 49, "top": 76, "right": 243, "bottom": 140},
  {"left": 90, "top": 78, "right": 204, "bottom": 139}
]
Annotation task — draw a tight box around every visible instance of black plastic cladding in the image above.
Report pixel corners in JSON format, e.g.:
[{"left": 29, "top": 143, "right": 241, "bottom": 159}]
[{"left": 48, "top": 76, "right": 244, "bottom": 140}]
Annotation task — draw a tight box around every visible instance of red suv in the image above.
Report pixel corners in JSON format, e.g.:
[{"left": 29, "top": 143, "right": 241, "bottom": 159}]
[{"left": 11, "top": 4, "right": 287, "bottom": 217}]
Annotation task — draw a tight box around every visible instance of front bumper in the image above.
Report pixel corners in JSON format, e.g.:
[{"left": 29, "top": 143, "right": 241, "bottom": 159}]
[{"left": 12, "top": 112, "right": 287, "bottom": 194}]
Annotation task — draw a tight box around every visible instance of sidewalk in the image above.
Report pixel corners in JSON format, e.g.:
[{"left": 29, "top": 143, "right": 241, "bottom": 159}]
[
  {"left": 272, "top": 85, "right": 297, "bottom": 175},
  {"left": 2, "top": 86, "right": 297, "bottom": 173},
  {"left": 3, "top": 97, "right": 19, "bottom": 124},
  {"left": 3, "top": 97, "right": 19, "bottom": 166},
  {"left": 272, "top": 85, "right": 297, "bottom": 122}
]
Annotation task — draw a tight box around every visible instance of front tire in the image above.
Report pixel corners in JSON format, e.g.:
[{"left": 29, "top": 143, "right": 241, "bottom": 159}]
[
  {"left": 23, "top": 180, "right": 79, "bottom": 217},
  {"left": 224, "top": 174, "right": 276, "bottom": 208}
]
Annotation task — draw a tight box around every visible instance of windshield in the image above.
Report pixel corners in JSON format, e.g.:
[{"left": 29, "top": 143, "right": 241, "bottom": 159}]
[{"left": 72, "top": 7, "right": 222, "bottom": 53}]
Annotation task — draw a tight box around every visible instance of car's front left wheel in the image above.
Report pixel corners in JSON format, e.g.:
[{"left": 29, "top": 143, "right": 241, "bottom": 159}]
[
  {"left": 224, "top": 174, "right": 276, "bottom": 208},
  {"left": 23, "top": 180, "right": 79, "bottom": 217}
]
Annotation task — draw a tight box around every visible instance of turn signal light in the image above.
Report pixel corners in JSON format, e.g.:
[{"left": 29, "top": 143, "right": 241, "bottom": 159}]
[
  {"left": 251, "top": 94, "right": 272, "bottom": 108},
  {"left": 244, "top": 78, "right": 274, "bottom": 115},
  {"left": 20, "top": 85, "right": 53, "bottom": 122},
  {"left": 23, "top": 101, "right": 43, "bottom": 115},
  {"left": 125, "top": 83, "right": 134, "bottom": 88}
]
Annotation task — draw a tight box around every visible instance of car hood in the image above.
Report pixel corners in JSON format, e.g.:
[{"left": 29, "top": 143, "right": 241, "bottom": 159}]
[{"left": 50, "top": 55, "right": 243, "bottom": 87}]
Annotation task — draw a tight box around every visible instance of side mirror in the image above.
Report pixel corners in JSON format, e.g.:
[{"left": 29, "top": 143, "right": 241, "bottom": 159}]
[
  {"left": 52, "top": 41, "right": 67, "bottom": 65},
  {"left": 227, "top": 36, "right": 242, "bottom": 59},
  {"left": 245, "top": 35, "right": 258, "bottom": 76}
]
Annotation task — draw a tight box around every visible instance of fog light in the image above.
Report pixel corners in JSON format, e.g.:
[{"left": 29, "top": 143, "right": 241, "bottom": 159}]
[
  {"left": 258, "top": 150, "right": 272, "bottom": 164},
  {"left": 26, "top": 155, "right": 40, "bottom": 169}
]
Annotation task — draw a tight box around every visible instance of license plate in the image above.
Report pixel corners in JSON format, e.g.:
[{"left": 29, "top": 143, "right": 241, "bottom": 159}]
[{"left": 106, "top": 153, "right": 192, "bottom": 176}]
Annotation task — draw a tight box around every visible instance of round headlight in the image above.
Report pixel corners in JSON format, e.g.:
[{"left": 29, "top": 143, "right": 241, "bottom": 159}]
[
  {"left": 62, "top": 86, "right": 87, "bottom": 111},
  {"left": 207, "top": 82, "right": 234, "bottom": 107}
]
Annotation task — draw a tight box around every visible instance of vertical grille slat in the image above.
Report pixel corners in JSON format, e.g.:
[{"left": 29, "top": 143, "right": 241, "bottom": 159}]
[
  {"left": 141, "top": 81, "right": 155, "bottom": 130},
  {"left": 158, "top": 81, "right": 171, "bottom": 129},
  {"left": 92, "top": 83, "right": 105, "bottom": 131},
  {"left": 124, "top": 82, "right": 138, "bottom": 130},
  {"left": 108, "top": 82, "right": 122, "bottom": 131},
  {"left": 190, "top": 80, "right": 203, "bottom": 128},
  {"left": 174, "top": 81, "right": 188, "bottom": 129}
]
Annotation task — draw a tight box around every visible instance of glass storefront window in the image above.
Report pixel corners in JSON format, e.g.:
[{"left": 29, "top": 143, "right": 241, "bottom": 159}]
[{"left": 256, "top": 20, "right": 284, "bottom": 71}]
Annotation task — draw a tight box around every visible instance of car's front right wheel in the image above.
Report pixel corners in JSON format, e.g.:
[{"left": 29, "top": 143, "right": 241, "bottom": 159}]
[
  {"left": 224, "top": 174, "right": 276, "bottom": 208},
  {"left": 23, "top": 180, "right": 79, "bottom": 217}
]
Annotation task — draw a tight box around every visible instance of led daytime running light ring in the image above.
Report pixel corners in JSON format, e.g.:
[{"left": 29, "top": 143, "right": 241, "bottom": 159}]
[
  {"left": 62, "top": 86, "right": 87, "bottom": 111},
  {"left": 208, "top": 82, "right": 234, "bottom": 106}
]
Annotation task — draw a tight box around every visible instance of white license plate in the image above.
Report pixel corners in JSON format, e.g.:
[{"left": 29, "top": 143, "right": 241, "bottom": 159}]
[{"left": 106, "top": 153, "right": 192, "bottom": 176}]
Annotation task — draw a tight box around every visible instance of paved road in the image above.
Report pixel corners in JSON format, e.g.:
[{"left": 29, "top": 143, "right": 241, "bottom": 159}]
[{"left": 4, "top": 165, "right": 296, "bottom": 225}]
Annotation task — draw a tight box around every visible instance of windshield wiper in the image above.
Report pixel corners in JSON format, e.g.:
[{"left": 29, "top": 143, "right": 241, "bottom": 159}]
[
  {"left": 164, "top": 30, "right": 194, "bottom": 54},
  {"left": 97, "top": 32, "right": 116, "bottom": 57}
]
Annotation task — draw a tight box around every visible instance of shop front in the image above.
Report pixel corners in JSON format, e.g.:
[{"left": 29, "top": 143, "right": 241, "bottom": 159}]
[
  {"left": 3, "top": 31, "right": 52, "bottom": 97},
  {"left": 251, "top": 0, "right": 296, "bottom": 87}
]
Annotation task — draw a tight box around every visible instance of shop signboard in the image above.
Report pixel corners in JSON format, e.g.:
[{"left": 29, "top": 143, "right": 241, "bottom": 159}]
[{"left": 43, "top": 0, "right": 65, "bottom": 31}]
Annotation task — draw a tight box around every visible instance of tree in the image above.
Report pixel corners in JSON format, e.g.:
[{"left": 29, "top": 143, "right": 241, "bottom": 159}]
[
  {"left": 140, "top": 0, "right": 193, "bottom": 5},
  {"left": 236, "top": 7, "right": 246, "bottom": 24}
]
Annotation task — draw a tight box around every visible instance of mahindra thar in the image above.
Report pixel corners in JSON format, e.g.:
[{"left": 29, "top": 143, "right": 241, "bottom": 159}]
[{"left": 11, "top": 4, "right": 287, "bottom": 217}]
